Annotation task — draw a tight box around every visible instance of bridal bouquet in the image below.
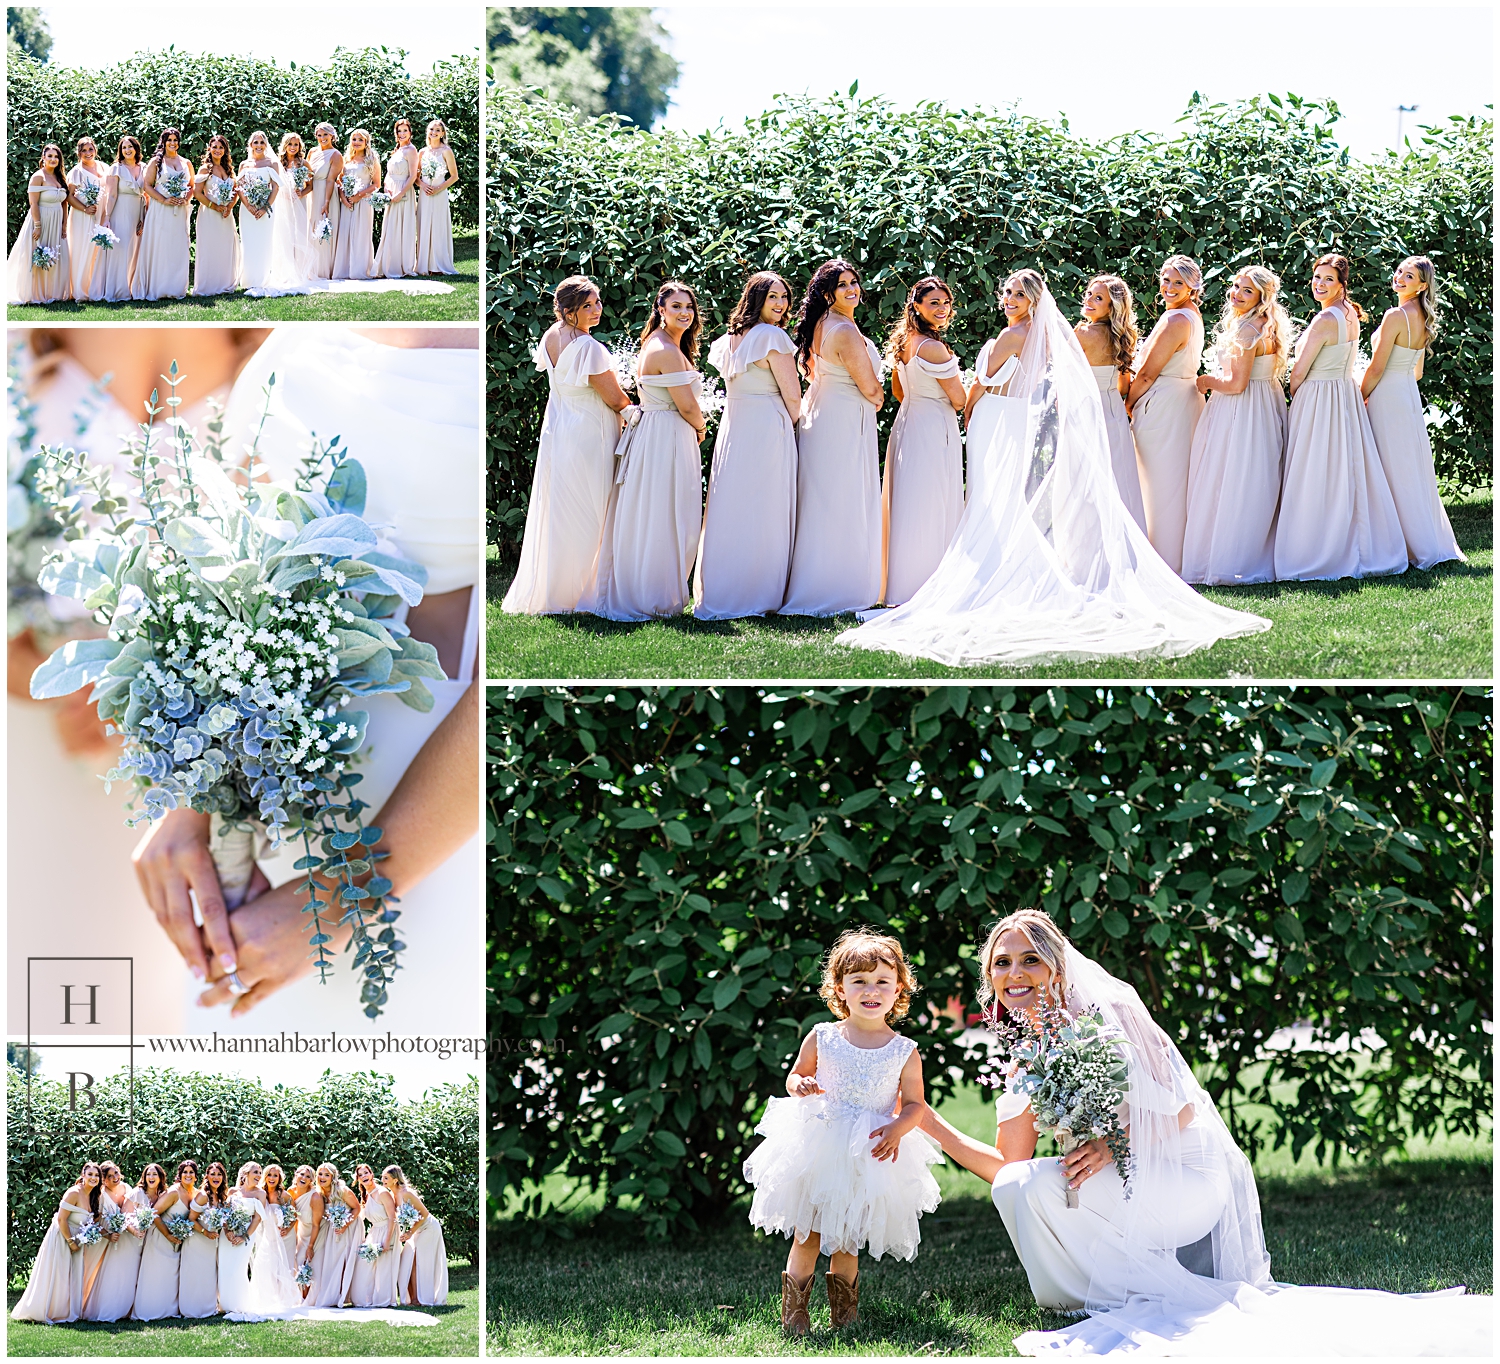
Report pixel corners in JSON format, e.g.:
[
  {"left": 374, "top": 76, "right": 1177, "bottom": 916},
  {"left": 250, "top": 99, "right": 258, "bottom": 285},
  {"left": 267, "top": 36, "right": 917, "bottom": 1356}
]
[
  {"left": 102, "top": 1209, "right": 128, "bottom": 1235},
  {"left": 314, "top": 215, "right": 332, "bottom": 243},
  {"left": 396, "top": 1201, "right": 420, "bottom": 1236},
  {"left": 295, "top": 1261, "right": 315, "bottom": 1287},
  {"left": 292, "top": 164, "right": 312, "bottom": 192},
  {"left": 987, "top": 1004, "right": 1133, "bottom": 1207},
  {"left": 28, "top": 365, "right": 443, "bottom": 1018},
  {"left": 273, "top": 1201, "right": 297, "bottom": 1230},
  {"left": 132, "top": 1207, "right": 157, "bottom": 1233},
  {"left": 420, "top": 152, "right": 445, "bottom": 186},
  {"left": 223, "top": 1205, "right": 255, "bottom": 1241},
  {"left": 90, "top": 224, "right": 120, "bottom": 251},
  {"left": 30, "top": 243, "right": 59, "bottom": 271},
  {"left": 197, "top": 1206, "right": 227, "bottom": 1234},
  {"left": 357, "top": 1237, "right": 382, "bottom": 1262},
  {"left": 74, "top": 1219, "right": 104, "bottom": 1248},
  {"left": 240, "top": 176, "right": 274, "bottom": 214},
  {"left": 207, "top": 177, "right": 236, "bottom": 208},
  {"left": 164, "top": 1213, "right": 193, "bottom": 1241},
  {"left": 159, "top": 169, "right": 189, "bottom": 201},
  {"left": 609, "top": 342, "right": 638, "bottom": 393},
  {"left": 324, "top": 1199, "right": 354, "bottom": 1231}
]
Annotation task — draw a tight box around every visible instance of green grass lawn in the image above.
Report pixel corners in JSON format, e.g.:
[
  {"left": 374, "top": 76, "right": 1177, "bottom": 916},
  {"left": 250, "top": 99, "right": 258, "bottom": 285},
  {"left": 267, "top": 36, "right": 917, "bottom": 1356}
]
[
  {"left": 487, "top": 1085, "right": 1492, "bottom": 1356},
  {"left": 6, "top": 1261, "right": 478, "bottom": 1357},
  {"left": 485, "top": 494, "right": 1490, "bottom": 681},
  {"left": 5, "top": 235, "right": 478, "bottom": 323}
]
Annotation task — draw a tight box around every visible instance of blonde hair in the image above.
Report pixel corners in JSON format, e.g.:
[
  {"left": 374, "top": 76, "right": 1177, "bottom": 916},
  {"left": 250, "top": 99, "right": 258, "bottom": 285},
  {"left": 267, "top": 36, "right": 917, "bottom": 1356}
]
[
  {"left": 975, "top": 909, "right": 1070, "bottom": 1014},
  {"left": 245, "top": 129, "right": 271, "bottom": 159},
  {"left": 315, "top": 1162, "right": 347, "bottom": 1195},
  {"left": 276, "top": 131, "right": 305, "bottom": 168},
  {"left": 1397, "top": 255, "right": 1442, "bottom": 350},
  {"left": 425, "top": 118, "right": 449, "bottom": 146},
  {"left": 313, "top": 122, "right": 337, "bottom": 141},
  {"left": 344, "top": 128, "right": 376, "bottom": 164},
  {"left": 1159, "top": 254, "right": 1203, "bottom": 305},
  {"left": 1215, "top": 265, "right": 1293, "bottom": 382},
  {"left": 1085, "top": 274, "right": 1139, "bottom": 376},
  {"left": 1002, "top": 268, "right": 1046, "bottom": 320},
  {"left": 382, "top": 1164, "right": 421, "bottom": 1198},
  {"left": 817, "top": 929, "right": 916, "bottom": 1023},
  {"left": 235, "top": 1161, "right": 261, "bottom": 1185},
  {"left": 293, "top": 1164, "right": 317, "bottom": 1185},
  {"left": 262, "top": 1163, "right": 288, "bottom": 1200}
]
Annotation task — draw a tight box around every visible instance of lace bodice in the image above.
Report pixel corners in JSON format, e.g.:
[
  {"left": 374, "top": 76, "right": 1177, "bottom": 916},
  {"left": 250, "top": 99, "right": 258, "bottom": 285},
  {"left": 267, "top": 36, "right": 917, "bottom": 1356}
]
[
  {"left": 813, "top": 1021, "right": 916, "bottom": 1112},
  {"left": 1154, "top": 310, "right": 1204, "bottom": 379},
  {"left": 898, "top": 352, "right": 960, "bottom": 401}
]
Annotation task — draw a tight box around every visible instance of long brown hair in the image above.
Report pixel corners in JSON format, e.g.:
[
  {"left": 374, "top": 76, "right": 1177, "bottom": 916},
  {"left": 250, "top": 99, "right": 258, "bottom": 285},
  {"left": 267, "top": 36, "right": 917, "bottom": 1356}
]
[
  {"left": 638, "top": 280, "right": 702, "bottom": 363},
  {"left": 36, "top": 143, "right": 67, "bottom": 190},
  {"left": 551, "top": 274, "right": 598, "bottom": 326},
  {"left": 199, "top": 133, "right": 234, "bottom": 179},
  {"left": 202, "top": 1160, "right": 228, "bottom": 1207},
  {"left": 726, "top": 270, "right": 794, "bottom": 335},
  {"left": 793, "top": 258, "right": 862, "bottom": 371},
  {"left": 883, "top": 275, "right": 954, "bottom": 366},
  {"left": 1313, "top": 253, "right": 1367, "bottom": 322}
]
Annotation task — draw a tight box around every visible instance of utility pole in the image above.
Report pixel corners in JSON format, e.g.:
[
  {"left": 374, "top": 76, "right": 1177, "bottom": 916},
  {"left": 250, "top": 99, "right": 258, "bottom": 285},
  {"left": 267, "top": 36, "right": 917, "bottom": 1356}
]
[{"left": 1396, "top": 103, "right": 1418, "bottom": 149}]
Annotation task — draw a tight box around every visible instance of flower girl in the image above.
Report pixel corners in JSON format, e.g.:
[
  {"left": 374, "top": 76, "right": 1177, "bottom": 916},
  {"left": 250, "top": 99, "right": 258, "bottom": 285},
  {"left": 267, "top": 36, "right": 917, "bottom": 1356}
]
[{"left": 744, "top": 930, "right": 942, "bottom": 1334}]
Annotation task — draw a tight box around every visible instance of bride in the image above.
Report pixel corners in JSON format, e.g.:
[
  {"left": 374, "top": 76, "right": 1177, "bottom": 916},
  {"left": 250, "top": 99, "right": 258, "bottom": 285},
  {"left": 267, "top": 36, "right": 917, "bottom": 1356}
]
[
  {"left": 221, "top": 1163, "right": 303, "bottom": 1321},
  {"left": 921, "top": 910, "right": 1492, "bottom": 1357},
  {"left": 840, "top": 282, "right": 1271, "bottom": 667}
]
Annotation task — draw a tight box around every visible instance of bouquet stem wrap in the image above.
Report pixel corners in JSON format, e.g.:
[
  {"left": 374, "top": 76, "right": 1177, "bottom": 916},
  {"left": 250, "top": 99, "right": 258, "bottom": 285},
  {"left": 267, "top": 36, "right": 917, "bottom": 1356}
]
[
  {"left": 1058, "top": 1130, "right": 1081, "bottom": 1209},
  {"left": 209, "top": 816, "right": 271, "bottom": 911}
]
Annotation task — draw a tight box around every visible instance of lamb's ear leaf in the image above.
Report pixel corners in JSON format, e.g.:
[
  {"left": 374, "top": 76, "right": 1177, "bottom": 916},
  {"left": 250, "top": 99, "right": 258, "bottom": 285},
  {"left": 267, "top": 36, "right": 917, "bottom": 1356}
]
[
  {"left": 324, "top": 460, "right": 367, "bottom": 517},
  {"left": 31, "top": 637, "right": 123, "bottom": 699}
]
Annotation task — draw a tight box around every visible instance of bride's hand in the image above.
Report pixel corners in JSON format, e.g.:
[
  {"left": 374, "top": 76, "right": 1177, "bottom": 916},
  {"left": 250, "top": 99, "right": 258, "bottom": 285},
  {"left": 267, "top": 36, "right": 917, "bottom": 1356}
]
[
  {"left": 196, "top": 877, "right": 342, "bottom": 1015},
  {"left": 134, "top": 808, "right": 261, "bottom": 983},
  {"left": 1060, "top": 1137, "right": 1113, "bottom": 1190}
]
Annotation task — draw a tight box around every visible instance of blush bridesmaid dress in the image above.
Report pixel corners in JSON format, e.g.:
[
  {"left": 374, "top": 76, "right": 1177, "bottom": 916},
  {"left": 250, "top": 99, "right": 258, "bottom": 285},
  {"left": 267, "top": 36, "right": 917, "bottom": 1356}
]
[
  {"left": 193, "top": 172, "right": 240, "bottom": 296},
  {"left": 91, "top": 163, "right": 144, "bottom": 301},
  {"left": 65, "top": 162, "right": 104, "bottom": 299},
  {"left": 6, "top": 180, "right": 71, "bottom": 304},
  {"left": 1131, "top": 308, "right": 1206, "bottom": 573},
  {"left": 131, "top": 155, "right": 193, "bottom": 300},
  {"left": 332, "top": 155, "right": 376, "bottom": 280},
  {"left": 415, "top": 148, "right": 456, "bottom": 275},
  {"left": 376, "top": 146, "right": 419, "bottom": 278}
]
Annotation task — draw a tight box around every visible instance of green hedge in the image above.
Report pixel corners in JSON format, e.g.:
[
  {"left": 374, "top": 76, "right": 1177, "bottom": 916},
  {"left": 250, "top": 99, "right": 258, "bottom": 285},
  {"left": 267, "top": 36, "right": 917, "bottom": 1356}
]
[
  {"left": 7, "top": 46, "right": 479, "bottom": 244},
  {"left": 7, "top": 1067, "right": 479, "bottom": 1278},
  {"left": 486, "top": 90, "right": 1493, "bottom": 565},
  {"left": 489, "top": 685, "right": 1491, "bottom": 1238}
]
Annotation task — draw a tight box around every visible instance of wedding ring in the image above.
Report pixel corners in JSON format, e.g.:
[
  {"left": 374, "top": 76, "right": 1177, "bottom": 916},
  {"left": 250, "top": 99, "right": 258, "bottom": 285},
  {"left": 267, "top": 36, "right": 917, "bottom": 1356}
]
[{"left": 226, "top": 971, "right": 250, "bottom": 996}]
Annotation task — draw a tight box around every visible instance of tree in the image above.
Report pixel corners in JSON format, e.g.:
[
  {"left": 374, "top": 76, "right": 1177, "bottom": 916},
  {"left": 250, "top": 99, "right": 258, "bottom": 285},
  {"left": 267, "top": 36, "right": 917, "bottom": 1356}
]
[
  {"left": 6, "top": 7, "right": 51, "bottom": 63},
  {"left": 7, "top": 1043, "right": 42, "bottom": 1077},
  {"left": 489, "top": 6, "right": 679, "bottom": 130}
]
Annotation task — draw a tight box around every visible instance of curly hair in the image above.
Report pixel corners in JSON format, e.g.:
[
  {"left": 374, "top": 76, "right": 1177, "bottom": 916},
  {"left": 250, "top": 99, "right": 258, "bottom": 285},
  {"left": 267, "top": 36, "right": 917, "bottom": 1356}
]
[
  {"left": 794, "top": 258, "right": 862, "bottom": 372},
  {"left": 202, "top": 1160, "right": 228, "bottom": 1207},
  {"left": 1084, "top": 274, "right": 1139, "bottom": 377},
  {"left": 817, "top": 928, "right": 916, "bottom": 1024},
  {"left": 1397, "top": 255, "right": 1442, "bottom": 350},
  {"left": 637, "top": 279, "right": 702, "bottom": 364},
  {"left": 276, "top": 131, "right": 306, "bottom": 170},
  {"left": 726, "top": 270, "right": 795, "bottom": 335},
  {"left": 36, "top": 143, "right": 67, "bottom": 189},
  {"left": 975, "top": 908, "right": 1070, "bottom": 1018},
  {"left": 1313, "top": 253, "right": 1367, "bottom": 322},
  {"left": 199, "top": 133, "right": 234, "bottom": 179},
  {"left": 1214, "top": 265, "right": 1293, "bottom": 382},
  {"left": 147, "top": 127, "right": 183, "bottom": 174},
  {"left": 883, "top": 275, "right": 954, "bottom": 367}
]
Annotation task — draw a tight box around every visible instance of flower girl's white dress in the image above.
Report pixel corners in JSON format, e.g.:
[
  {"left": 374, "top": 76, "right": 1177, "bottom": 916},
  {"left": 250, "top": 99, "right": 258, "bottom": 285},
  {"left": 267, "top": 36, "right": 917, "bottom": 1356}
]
[{"left": 744, "top": 1022, "right": 943, "bottom": 1261}]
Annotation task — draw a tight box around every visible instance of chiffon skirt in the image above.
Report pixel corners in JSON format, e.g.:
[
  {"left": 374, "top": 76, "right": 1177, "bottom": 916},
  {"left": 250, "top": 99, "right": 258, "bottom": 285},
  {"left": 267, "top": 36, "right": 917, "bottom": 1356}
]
[
  {"left": 1272, "top": 379, "right": 1408, "bottom": 581},
  {"left": 416, "top": 187, "right": 455, "bottom": 274},
  {"left": 882, "top": 396, "right": 964, "bottom": 606},
  {"left": 10, "top": 1224, "right": 82, "bottom": 1323},
  {"left": 693, "top": 393, "right": 798, "bottom": 617},
  {"left": 177, "top": 1229, "right": 220, "bottom": 1316},
  {"left": 193, "top": 206, "right": 240, "bottom": 296},
  {"left": 1131, "top": 375, "right": 1204, "bottom": 574},
  {"left": 131, "top": 201, "right": 191, "bottom": 300},
  {"left": 312, "top": 1222, "right": 358, "bottom": 1308},
  {"left": 130, "top": 1224, "right": 181, "bottom": 1319},
  {"left": 377, "top": 194, "right": 418, "bottom": 278},
  {"left": 745, "top": 1095, "right": 944, "bottom": 1261},
  {"left": 66, "top": 206, "right": 100, "bottom": 299},
  {"left": 82, "top": 1230, "right": 146, "bottom": 1321},
  {"left": 398, "top": 1217, "right": 449, "bottom": 1306},
  {"left": 332, "top": 199, "right": 375, "bottom": 280},
  {"left": 7, "top": 202, "right": 70, "bottom": 305},
  {"left": 1097, "top": 381, "right": 1148, "bottom": 532},
  {"left": 1180, "top": 379, "right": 1287, "bottom": 585},
  {"left": 590, "top": 409, "right": 704, "bottom": 620},
  {"left": 91, "top": 196, "right": 141, "bottom": 301},
  {"left": 310, "top": 195, "right": 340, "bottom": 279},
  {"left": 1364, "top": 373, "right": 1463, "bottom": 569},
  {"left": 349, "top": 1238, "right": 401, "bottom": 1308}
]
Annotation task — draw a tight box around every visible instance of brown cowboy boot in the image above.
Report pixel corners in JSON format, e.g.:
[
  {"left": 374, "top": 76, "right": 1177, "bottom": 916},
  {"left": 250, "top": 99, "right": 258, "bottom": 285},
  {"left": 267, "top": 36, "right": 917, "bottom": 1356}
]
[
  {"left": 826, "top": 1271, "right": 859, "bottom": 1328},
  {"left": 780, "top": 1271, "right": 813, "bottom": 1336}
]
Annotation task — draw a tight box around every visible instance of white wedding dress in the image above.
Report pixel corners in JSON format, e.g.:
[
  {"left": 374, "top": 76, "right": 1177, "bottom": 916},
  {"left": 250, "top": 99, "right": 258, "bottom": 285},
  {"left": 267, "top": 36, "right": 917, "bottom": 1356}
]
[
  {"left": 839, "top": 290, "right": 1270, "bottom": 666},
  {"left": 241, "top": 164, "right": 452, "bottom": 299},
  {"left": 991, "top": 945, "right": 1492, "bottom": 1357},
  {"left": 192, "top": 329, "right": 483, "bottom": 1036}
]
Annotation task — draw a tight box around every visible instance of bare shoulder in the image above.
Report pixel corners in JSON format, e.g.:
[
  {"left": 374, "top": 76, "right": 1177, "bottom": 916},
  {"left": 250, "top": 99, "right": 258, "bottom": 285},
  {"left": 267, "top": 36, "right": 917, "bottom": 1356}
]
[
  {"left": 640, "top": 334, "right": 689, "bottom": 374},
  {"left": 914, "top": 336, "right": 952, "bottom": 364}
]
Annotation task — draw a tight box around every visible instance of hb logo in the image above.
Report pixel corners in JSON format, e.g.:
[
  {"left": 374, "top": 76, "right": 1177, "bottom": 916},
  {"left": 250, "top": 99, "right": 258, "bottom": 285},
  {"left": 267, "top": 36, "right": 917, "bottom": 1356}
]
[{"left": 21, "top": 957, "right": 137, "bottom": 1134}]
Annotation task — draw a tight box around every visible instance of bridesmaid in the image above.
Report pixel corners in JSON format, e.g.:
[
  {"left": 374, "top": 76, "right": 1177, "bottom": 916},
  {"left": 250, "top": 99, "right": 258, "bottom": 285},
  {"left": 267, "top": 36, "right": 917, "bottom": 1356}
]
[
  {"left": 415, "top": 118, "right": 459, "bottom": 275},
  {"left": 278, "top": 132, "right": 314, "bottom": 248},
  {"left": 91, "top": 136, "right": 146, "bottom": 301},
  {"left": 964, "top": 270, "right": 1037, "bottom": 511},
  {"left": 881, "top": 275, "right": 966, "bottom": 605},
  {"left": 179, "top": 1159, "right": 220, "bottom": 1317},
  {"left": 376, "top": 117, "right": 420, "bottom": 278},
  {"left": 7, "top": 143, "right": 72, "bottom": 305},
  {"left": 387, "top": 1166, "right": 448, "bottom": 1306},
  {"left": 348, "top": 1164, "right": 399, "bottom": 1307},
  {"left": 10, "top": 1161, "right": 99, "bottom": 1323},
  {"left": 1075, "top": 274, "right": 1147, "bottom": 530},
  {"left": 1180, "top": 266, "right": 1291, "bottom": 584},
  {"left": 313, "top": 1163, "right": 361, "bottom": 1308},
  {"left": 1361, "top": 255, "right": 1464, "bottom": 568},
  {"left": 308, "top": 122, "right": 344, "bottom": 278},
  {"left": 1275, "top": 254, "right": 1407, "bottom": 580},
  {"left": 695, "top": 269, "right": 801, "bottom": 619},
  {"left": 129, "top": 1163, "right": 181, "bottom": 1320},
  {"left": 132, "top": 126, "right": 193, "bottom": 300},
  {"left": 288, "top": 1166, "right": 321, "bottom": 1298},
  {"left": 588, "top": 280, "right": 707, "bottom": 620},
  {"left": 192, "top": 133, "right": 240, "bottom": 297},
  {"left": 332, "top": 127, "right": 380, "bottom": 280},
  {"left": 1128, "top": 255, "right": 1207, "bottom": 573},
  {"left": 503, "top": 275, "right": 634, "bottom": 615},
  {"left": 65, "top": 136, "right": 106, "bottom": 300},
  {"left": 780, "top": 258, "right": 885, "bottom": 615},
  {"left": 262, "top": 1164, "right": 300, "bottom": 1280},
  {"left": 83, "top": 1163, "right": 146, "bottom": 1322}
]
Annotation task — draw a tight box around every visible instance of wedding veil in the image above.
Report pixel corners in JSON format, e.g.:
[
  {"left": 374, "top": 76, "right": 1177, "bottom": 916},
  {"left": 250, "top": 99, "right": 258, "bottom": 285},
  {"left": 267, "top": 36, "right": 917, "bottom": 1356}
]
[{"left": 840, "top": 287, "right": 1271, "bottom": 666}]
